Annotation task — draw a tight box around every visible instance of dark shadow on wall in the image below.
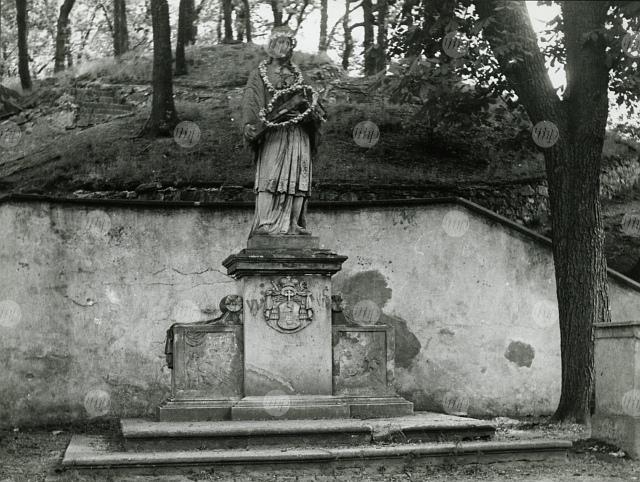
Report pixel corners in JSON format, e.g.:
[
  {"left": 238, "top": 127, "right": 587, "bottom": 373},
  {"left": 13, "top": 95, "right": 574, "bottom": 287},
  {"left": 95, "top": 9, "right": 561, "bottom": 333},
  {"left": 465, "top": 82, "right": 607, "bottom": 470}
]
[{"left": 334, "top": 270, "right": 421, "bottom": 369}]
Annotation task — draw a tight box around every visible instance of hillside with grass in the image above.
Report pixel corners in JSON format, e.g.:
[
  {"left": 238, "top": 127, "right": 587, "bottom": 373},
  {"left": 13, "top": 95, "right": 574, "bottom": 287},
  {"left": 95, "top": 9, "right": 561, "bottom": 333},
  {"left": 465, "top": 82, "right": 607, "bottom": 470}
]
[
  {"left": 2, "top": 42, "right": 640, "bottom": 279},
  {"left": 0, "top": 43, "right": 546, "bottom": 194}
]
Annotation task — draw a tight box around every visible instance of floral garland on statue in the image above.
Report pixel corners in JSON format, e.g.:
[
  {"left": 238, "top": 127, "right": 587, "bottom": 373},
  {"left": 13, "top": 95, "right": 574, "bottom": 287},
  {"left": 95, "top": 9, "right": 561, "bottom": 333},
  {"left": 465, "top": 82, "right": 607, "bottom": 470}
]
[{"left": 258, "top": 60, "right": 321, "bottom": 129}]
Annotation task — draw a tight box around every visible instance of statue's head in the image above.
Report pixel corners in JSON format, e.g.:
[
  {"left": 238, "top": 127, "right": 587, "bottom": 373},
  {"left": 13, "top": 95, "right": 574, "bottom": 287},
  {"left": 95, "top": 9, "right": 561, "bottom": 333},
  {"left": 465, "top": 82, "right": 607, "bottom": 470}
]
[{"left": 265, "top": 26, "right": 296, "bottom": 60}]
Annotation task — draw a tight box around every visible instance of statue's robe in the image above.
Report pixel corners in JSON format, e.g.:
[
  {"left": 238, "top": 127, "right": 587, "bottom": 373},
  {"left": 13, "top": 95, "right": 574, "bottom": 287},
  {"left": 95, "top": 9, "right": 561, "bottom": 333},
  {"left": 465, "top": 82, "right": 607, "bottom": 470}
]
[{"left": 241, "top": 65, "right": 322, "bottom": 237}]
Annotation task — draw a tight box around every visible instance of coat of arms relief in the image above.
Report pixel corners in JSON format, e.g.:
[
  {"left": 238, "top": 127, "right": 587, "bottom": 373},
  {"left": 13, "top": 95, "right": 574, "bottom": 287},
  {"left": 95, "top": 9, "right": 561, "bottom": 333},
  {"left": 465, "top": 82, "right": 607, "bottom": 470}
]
[{"left": 263, "top": 276, "right": 314, "bottom": 333}]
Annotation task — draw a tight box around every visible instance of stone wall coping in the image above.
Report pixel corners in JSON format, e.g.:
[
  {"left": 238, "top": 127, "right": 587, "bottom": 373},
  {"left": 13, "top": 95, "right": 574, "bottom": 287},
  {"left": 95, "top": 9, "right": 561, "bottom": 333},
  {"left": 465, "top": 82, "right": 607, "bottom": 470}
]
[
  {"left": 2, "top": 193, "right": 640, "bottom": 294},
  {"left": 171, "top": 323, "right": 240, "bottom": 331},
  {"left": 595, "top": 321, "right": 640, "bottom": 338},
  {"left": 332, "top": 324, "right": 391, "bottom": 331}
]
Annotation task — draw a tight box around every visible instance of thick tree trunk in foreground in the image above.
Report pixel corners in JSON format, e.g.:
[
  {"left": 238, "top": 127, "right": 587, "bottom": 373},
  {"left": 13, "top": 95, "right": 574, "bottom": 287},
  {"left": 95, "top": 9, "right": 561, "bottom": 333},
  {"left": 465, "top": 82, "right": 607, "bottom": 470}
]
[
  {"left": 15, "top": 0, "right": 32, "bottom": 90},
  {"left": 54, "top": 0, "right": 76, "bottom": 73},
  {"left": 114, "top": 0, "right": 130, "bottom": 57},
  {"left": 176, "top": 0, "right": 190, "bottom": 75},
  {"left": 474, "top": 0, "right": 611, "bottom": 423},
  {"left": 144, "top": 0, "right": 179, "bottom": 137}
]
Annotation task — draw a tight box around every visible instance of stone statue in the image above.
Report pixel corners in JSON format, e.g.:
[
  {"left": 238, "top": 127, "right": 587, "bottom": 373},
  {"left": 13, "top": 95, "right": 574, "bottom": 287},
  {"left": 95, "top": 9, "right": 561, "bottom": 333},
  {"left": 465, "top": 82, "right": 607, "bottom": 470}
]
[{"left": 241, "top": 27, "right": 326, "bottom": 237}]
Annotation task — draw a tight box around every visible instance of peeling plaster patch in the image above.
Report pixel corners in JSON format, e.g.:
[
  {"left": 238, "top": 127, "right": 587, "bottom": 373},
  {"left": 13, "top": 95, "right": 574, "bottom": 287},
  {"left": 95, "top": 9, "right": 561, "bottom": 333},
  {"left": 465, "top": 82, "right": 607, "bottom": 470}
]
[{"left": 504, "top": 341, "right": 535, "bottom": 368}]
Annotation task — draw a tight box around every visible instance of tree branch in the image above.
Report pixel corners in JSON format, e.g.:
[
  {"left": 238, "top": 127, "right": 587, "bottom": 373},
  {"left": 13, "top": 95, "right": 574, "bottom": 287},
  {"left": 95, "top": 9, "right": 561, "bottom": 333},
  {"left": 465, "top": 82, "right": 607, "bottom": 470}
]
[
  {"left": 473, "top": 0, "right": 562, "bottom": 124},
  {"left": 195, "top": 0, "right": 208, "bottom": 16},
  {"left": 293, "top": 0, "right": 311, "bottom": 35},
  {"left": 97, "top": 2, "right": 114, "bottom": 33}
]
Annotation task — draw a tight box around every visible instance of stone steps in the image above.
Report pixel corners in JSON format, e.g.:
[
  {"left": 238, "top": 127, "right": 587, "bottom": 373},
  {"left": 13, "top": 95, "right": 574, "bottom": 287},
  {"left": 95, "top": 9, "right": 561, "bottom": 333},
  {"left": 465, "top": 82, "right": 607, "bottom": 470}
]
[
  {"left": 59, "top": 412, "right": 572, "bottom": 476},
  {"left": 61, "top": 434, "right": 571, "bottom": 476},
  {"left": 121, "top": 412, "right": 496, "bottom": 451}
]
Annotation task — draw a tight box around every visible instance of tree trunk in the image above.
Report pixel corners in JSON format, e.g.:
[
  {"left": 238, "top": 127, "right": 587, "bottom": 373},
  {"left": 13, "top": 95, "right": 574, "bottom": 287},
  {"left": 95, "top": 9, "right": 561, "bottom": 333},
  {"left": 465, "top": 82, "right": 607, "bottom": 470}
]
[
  {"left": 270, "top": 0, "right": 283, "bottom": 27},
  {"left": 474, "top": 0, "right": 611, "bottom": 423},
  {"left": 114, "top": 0, "right": 129, "bottom": 57},
  {"left": 54, "top": 0, "right": 76, "bottom": 73},
  {"left": 242, "top": 0, "right": 251, "bottom": 43},
  {"left": 319, "top": 0, "right": 328, "bottom": 52},
  {"left": 217, "top": 7, "right": 222, "bottom": 43},
  {"left": 235, "top": 1, "right": 244, "bottom": 42},
  {"left": 362, "top": 0, "right": 376, "bottom": 75},
  {"left": 342, "top": 0, "right": 352, "bottom": 70},
  {"left": 374, "top": 0, "right": 388, "bottom": 72},
  {"left": 144, "top": 0, "right": 179, "bottom": 137},
  {"left": 15, "top": 0, "right": 32, "bottom": 90},
  {"left": 0, "top": 0, "right": 2, "bottom": 80},
  {"left": 185, "top": 0, "right": 196, "bottom": 44},
  {"left": 221, "top": 0, "right": 233, "bottom": 43},
  {"left": 176, "top": 0, "right": 189, "bottom": 75}
]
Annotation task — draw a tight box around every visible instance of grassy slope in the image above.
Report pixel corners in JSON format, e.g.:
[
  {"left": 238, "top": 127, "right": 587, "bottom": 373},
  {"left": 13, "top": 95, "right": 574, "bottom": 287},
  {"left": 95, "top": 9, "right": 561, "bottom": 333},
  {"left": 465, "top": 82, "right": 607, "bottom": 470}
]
[{"left": 0, "top": 43, "right": 548, "bottom": 196}]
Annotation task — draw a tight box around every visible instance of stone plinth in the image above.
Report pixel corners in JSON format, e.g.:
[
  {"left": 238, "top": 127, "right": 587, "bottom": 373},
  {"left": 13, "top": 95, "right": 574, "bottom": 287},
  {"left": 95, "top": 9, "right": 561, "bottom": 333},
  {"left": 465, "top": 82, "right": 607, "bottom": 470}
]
[
  {"left": 158, "top": 324, "right": 243, "bottom": 421},
  {"left": 593, "top": 321, "right": 640, "bottom": 458},
  {"left": 223, "top": 239, "right": 347, "bottom": 397}
]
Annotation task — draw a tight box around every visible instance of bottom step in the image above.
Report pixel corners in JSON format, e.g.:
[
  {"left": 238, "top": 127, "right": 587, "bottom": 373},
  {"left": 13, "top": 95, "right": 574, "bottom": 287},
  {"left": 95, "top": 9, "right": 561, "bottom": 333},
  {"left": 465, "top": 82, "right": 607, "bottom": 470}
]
[{"left": 61, "top": 435, "right": 571, "bottom": 476}]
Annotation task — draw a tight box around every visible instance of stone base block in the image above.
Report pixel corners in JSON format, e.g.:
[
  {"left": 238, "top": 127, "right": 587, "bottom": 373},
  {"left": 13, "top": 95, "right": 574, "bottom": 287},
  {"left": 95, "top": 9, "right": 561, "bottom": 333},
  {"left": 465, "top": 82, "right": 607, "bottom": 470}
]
[
  {"left": 231, "top": 396, "right": 350, "bottom": 421},
  {"left": 344, "top": 397, "right": 414, "bottom": 419},
  {"left": 157, "top": 399, "right": 237, "bottom": 422},
  {"left": 229, "top": 395, "right": 414, "bottom": 421},
  {"left": 592, "top": 414, "right": 640, "bottom": 458},
  {"left": 247, "top": 235, "right": 320, "bottom": 250}
]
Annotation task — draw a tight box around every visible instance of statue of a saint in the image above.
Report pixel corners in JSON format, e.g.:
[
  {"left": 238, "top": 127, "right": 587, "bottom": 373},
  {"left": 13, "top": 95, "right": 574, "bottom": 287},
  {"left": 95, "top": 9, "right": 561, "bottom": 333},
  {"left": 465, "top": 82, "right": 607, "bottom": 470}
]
[{"left": 242, "top": 27, "right": 325, "bottom": 238}]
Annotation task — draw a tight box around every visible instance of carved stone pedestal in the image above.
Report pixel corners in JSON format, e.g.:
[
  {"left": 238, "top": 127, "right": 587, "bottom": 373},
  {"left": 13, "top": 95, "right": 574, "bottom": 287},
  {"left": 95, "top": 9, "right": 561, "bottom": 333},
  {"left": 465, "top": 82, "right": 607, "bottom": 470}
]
[
  {"left": 159, "top": 235, "right": 413, "bottom": 421},
  {"left": 223, "top": 237, "right": 346, "bottom": 397}
]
